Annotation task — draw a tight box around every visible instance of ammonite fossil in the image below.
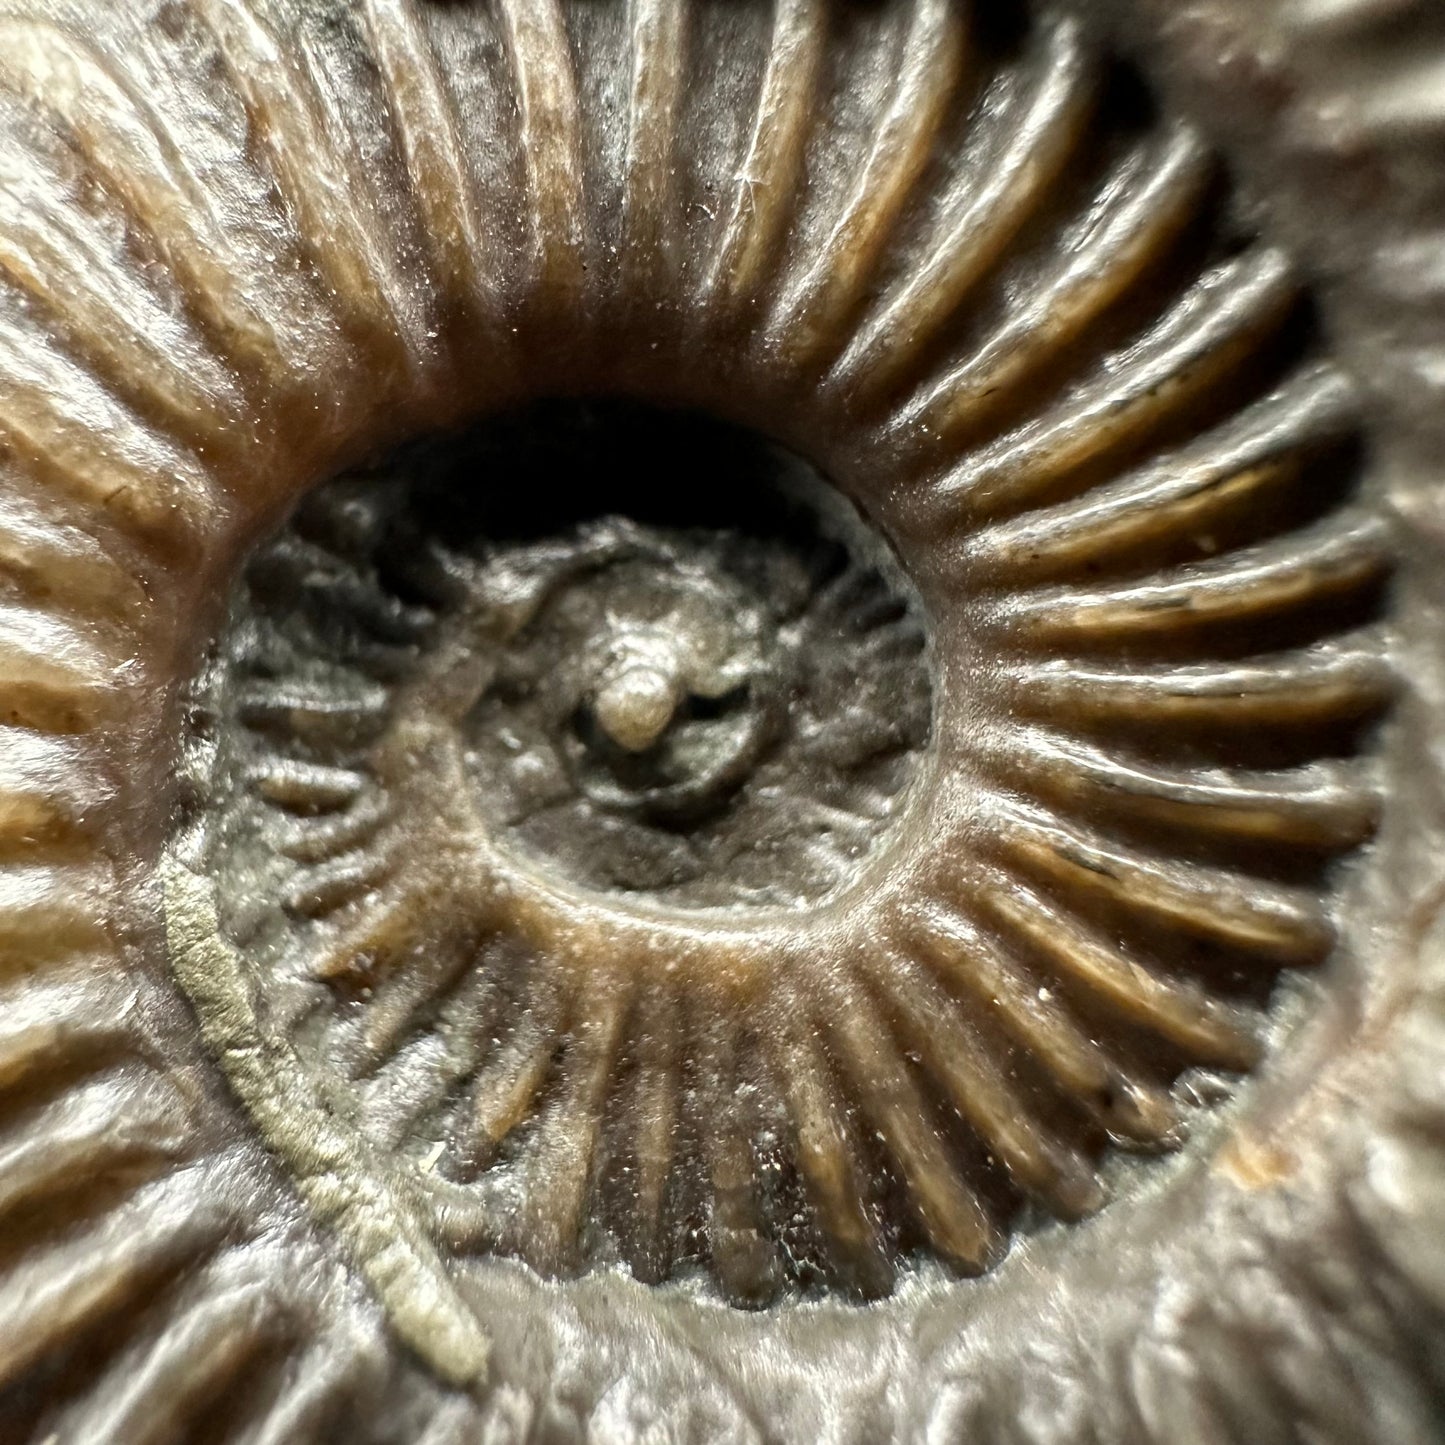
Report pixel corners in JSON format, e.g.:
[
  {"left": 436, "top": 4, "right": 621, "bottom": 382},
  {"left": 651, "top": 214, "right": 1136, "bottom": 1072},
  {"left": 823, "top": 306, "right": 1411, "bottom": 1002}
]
[{"left": 0, "top": 0, "right": 1442, "bottom": 1439}]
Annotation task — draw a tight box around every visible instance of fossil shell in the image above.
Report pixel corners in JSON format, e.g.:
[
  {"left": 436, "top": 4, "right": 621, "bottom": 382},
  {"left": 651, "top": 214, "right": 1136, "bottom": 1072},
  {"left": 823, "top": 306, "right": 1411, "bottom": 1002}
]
[{"left": 0, "top": 0, "right": 1439, "bottom": 1440}]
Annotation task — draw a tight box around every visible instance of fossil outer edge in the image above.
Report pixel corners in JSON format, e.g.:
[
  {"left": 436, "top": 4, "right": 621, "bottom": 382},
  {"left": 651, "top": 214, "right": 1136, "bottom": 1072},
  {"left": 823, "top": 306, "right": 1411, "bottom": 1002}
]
[{"left": 0, "top": 0, "right": 1437, "bottom": 1442}]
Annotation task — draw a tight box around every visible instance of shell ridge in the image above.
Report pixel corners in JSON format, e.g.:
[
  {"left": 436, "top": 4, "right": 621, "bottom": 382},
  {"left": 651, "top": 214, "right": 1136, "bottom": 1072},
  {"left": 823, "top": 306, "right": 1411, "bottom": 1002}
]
[
  {"left": 1012, "top": 632, "right": 1392, "bottom": 725},
  {"left": 0, "top": 14, "right": 339, "bottom": 420},
  {"left": 358, "top": 0, "right": 506, "bottom": 337},
  {"left": 875, "top": 117, "right": 1212, "bottom": 428},
  {"left": 772, "top": 0, "right": 967, "bottom": 376},
  {"left": 983, "top": 723, "right": 1379, "bottom": 849},
  {"left": 183, "top": 0, "right": 435, "bottom": 397},
  {"left": 921, "top": 244, "right": 1301, "bottom": 515},
  {"left": 620, "top": 0, "right": 688, "bottom": 300},
  {"left": 0, "top": 112, "right": 250, "bottom": 459},
  {"left": 964, "top": 360, "right": 1361, "bottom": 575},
  {"left": 840, "top": 12, "right": 1097, "bottom": 401},
  {"left": 701, "top": 0, "right": 826, "bottom": 319},
  {"left": 497, "top": 0, "right": 591, "bottom": 319}
]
